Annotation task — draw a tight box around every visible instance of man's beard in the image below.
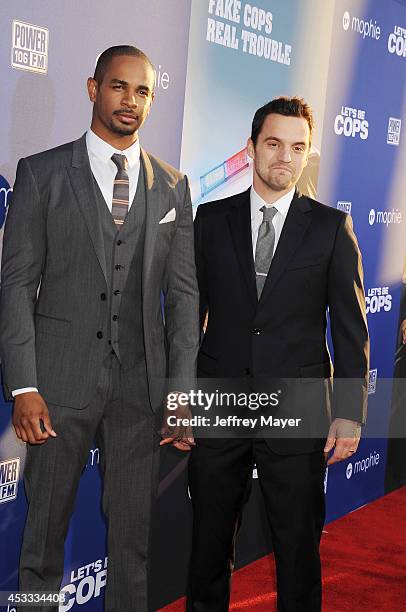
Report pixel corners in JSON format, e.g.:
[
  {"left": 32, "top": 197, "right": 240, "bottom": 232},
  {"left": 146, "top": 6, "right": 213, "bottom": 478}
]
[{"left": 109, "top": 118, "right": 137, "bottom": 136}]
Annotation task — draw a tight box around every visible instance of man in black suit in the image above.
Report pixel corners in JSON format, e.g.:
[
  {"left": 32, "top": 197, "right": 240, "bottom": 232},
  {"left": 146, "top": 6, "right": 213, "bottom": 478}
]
[{"left": 187, "top": 97, "right": 369, "bottom": 611}]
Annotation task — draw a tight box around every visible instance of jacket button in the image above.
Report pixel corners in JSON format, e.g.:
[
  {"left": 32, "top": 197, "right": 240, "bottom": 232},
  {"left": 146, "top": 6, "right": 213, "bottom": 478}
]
[
  {"left": 115, "top": 264, "right": 121, "bottom": 270},
  {"left": 112, "top": 315, "right": 118, "bottom": 321},
  {"left": 97, "top": 331, "right": 103, "bottom": 339},
  {"left": 100, "top": 293, "right": 106, "bottom": 301},
  {"left": 244, "top": 368, "right": 251, "bottom": 375},
  {"left": 116, "top": 239, "right": 123, "bottom": 246},
  {"left": 253, "top": 328, "right": 262, "bottom": 335},
  {"left": 114, "top": 289, "right": 120, "bottom": 296}
]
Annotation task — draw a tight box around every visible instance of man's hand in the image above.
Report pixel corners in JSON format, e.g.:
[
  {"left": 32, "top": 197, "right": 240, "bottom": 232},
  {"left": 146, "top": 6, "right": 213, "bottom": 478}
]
[
  {"left": 400, "top": 319, "right": 406, "bottom": 344},
  {"left": 13, "top": 392, "right": 57, "bottom": 445},
  {"left": 160, "top": 392, "right": 195, "bottom": 452},
  {"left": 324, "top": 418, "right": 361, "bottom": 466}
]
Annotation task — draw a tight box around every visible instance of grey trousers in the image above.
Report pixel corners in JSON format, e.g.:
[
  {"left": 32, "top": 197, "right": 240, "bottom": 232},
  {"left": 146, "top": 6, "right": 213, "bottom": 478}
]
[{"left": 18, "top": 355, "right": 160, "bottom": 612}]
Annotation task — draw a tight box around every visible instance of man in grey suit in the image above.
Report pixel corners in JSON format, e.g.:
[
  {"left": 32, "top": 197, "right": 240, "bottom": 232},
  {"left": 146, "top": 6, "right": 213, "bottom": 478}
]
[{"left": 0, "top": 45, "right": 199, "bottom": 611}]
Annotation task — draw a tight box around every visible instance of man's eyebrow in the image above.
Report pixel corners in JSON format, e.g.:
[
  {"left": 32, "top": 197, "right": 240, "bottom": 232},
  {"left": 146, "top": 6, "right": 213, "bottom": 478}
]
[
  {"left": 263, "top": 136, "right": 306, "bottom": 146},
  {"left": 110, "top": 78, "right": 152, "bottom": 92}
]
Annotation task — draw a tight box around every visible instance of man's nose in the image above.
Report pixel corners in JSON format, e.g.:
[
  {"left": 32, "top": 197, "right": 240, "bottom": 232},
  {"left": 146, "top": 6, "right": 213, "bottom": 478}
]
[
  {"left": 278, "top": 146, "right": 291, "bottom": 162},
  {"left": 122, "top": 92, "right": 137, "bottom": 108}
]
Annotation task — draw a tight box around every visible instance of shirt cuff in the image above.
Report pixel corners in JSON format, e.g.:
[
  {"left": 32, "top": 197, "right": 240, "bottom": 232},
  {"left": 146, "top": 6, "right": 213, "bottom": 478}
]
[{"left": 12, "top": 387, "right": 39, "bottom": 397}]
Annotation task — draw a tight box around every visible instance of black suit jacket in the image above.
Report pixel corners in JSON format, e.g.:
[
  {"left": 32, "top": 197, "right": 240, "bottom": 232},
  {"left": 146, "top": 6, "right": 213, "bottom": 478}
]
[{"left": 194, "top": 188, "right": 369, "bottom": 452}]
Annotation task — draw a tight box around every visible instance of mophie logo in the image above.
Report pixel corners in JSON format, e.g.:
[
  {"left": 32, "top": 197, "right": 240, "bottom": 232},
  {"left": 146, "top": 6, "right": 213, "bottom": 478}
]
[
  {"left": 342, "top": 11, "right": 381, "bottom": 40},
  {"left": 11, "top": 20, "right": 49, "bottom": 74}
]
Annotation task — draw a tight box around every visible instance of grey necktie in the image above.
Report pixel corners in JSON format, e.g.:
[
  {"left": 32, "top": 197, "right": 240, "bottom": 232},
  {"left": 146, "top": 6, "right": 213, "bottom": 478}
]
[
  {"left": 111, "top": 154, "right": 129, "bottom": 226},
  {"left": 255, "top": 205, "right": 278, "bottom": 298}
]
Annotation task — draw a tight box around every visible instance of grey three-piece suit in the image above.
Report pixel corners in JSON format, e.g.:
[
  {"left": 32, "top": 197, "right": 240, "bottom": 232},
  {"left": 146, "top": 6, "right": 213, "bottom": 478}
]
[{"left": 0, "top": 134, "right": 199, "bottom": 611}]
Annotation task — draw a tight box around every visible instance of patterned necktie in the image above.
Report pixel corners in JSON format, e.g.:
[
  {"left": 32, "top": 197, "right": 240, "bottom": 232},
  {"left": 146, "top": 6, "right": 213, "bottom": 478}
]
[
  {"left": 111, "top": 153, "right": 129, "bottom": 226},
  {"left": 255, "top": 205, "right": 278, "bottom": 298}
]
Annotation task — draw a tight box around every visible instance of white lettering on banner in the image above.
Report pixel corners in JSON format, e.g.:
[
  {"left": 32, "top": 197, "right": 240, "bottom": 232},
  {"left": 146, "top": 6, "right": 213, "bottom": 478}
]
[
  {"left": 387, "top": 117, "right": 401, "bottom": 146},
  {"left": 368, "top": 208, "right": 402, "bottom": 226},
  {"left": 346, "top": 452, "right": 380, "bottom": 480},
  {"left": 342, "top": 11, "right": 381, "bottom": 40},
  {"left": 337, "top": 201, "right": 352, "bottom": 215},
  {"left": 334, "top": 106, "right": 369, "bottom": 140},
  {"left": 366, "top": 287, "right": 392, "bottom": 314},
  {"left": 368, "top": 369, "right": 377, "bottom": 395},
  {"left": 59, "top": 558, "right": 108, "bottom": 611},
  {"left": 388, "top": 25, "right": 406, "bottom": 57},
  {"left": 206, "top": 1, "right": 291, "bottom": 66},
  {"left": 11, "top": 20, "right": 49, "bottom": 74},
  {"left": 0, "top": 458, "right": 20, "bottom": 504}
]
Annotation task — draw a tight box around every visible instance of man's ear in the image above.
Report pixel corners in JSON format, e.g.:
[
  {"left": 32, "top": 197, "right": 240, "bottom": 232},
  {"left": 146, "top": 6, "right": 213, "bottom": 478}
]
[
  {"left": 247, "top": 138, "right": 255, "bottom": 160},
  {"left": 87, "top": 77, "right": 98, "bottom": 103}
]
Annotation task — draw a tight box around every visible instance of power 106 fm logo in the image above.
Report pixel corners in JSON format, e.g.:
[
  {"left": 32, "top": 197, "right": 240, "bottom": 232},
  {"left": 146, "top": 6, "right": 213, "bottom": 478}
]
[
  {"left": 334, "top": 106, "right": 368, "bottom": 140},
  {"left": 11, "top": 20, "right": 49, "bottom": 74},
  {"left": 59, "top": 557, "right": 108, "bottom": 610},
  {"left": 0, "top": 457, "right": 20, "bottom": 503}
]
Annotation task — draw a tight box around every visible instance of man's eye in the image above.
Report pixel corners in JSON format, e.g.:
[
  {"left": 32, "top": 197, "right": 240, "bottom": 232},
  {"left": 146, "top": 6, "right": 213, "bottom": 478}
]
[
  {"left": 138, "top": 90, "right": 148, "bottom": 96},
  {"left": 294, "top": 146, "right": 304, "bottom": 153},
  {"left": 113, "top": 85, "right": 123, "bottom": 90}
]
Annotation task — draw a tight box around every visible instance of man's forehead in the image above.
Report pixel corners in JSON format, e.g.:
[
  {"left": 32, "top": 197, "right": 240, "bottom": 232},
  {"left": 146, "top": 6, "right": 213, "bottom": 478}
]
[
  {"left": 105, "top": 56, "right": 154, "bottom": 79},
  {"left": 260, "top": 114, "right": 310, "bottom": 138}
]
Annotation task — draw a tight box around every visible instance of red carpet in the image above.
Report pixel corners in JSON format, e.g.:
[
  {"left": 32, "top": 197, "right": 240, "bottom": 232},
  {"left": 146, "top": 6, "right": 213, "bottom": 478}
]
[{"left": 161, "top": 486, "right": 406, "bottom": 611}]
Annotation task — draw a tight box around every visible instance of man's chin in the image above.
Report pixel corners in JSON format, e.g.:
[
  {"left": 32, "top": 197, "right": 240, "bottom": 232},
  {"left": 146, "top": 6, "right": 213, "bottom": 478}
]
[{"left": 109, "top": 120, "right": 138, "bottom": 137}]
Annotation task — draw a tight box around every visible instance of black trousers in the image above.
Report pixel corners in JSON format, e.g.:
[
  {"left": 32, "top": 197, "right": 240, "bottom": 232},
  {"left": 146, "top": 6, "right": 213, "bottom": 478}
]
[
  {"left": 18, "top": 355, "right": 160, "bottom": 612},
  {"left": 187, "top": 439, "right": 326, "bottom": 612}
]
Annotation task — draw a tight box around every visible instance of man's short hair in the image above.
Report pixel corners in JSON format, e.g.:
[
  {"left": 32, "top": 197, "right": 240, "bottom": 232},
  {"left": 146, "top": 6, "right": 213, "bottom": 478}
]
[
  {"left": 93, "top": 45, "right": 155, "bottom": 86},
  {"left": 251, "top": 96, "right": 314, "bottom": 146}
]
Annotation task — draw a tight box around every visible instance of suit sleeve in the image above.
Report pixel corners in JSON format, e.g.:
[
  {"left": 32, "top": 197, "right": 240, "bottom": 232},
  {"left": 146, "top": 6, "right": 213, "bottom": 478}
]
[
  {"left": 327, "top": 213, "right": 369, "bottom": 424},
  {"left": 0, "top": 158, "right": 46, "bottom": 398},
  {"left": 163, "top": 175, "right": 199, "bottom": 389},
  {"left": 194, "top": 205, "right": 209, "bottom": 335}
]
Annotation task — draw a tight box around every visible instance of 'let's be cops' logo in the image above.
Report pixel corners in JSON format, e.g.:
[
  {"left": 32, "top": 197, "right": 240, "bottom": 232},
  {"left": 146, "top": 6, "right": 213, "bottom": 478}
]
[{"left": 334, "top": 106, "right": 369, "bottom": 140}]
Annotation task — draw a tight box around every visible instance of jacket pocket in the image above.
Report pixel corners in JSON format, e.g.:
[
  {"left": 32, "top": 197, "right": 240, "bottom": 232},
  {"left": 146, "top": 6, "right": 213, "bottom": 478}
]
[{"left": 35, "top": 313, "right": 71, "bottom": 338}]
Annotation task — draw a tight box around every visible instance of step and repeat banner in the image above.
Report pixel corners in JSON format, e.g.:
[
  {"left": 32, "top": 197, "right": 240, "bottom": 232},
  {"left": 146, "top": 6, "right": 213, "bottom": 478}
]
[{"left": 1, "top": 0, "right": 405, "bottom": 610}]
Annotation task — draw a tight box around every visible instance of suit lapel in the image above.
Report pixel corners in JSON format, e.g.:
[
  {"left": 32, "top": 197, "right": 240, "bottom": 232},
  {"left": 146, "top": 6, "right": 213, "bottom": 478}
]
[
  {"left": 259, "top": 190, "right": 312, "bottom": 303},
  {"left": 227, "top": 189, "right": 257, "bottom": 309},
  {"left": 141, "top": 148, "right": 161, "bottom": 285},
  {"left": 67, "top": 134, "right": 107, "bottom": 282}
]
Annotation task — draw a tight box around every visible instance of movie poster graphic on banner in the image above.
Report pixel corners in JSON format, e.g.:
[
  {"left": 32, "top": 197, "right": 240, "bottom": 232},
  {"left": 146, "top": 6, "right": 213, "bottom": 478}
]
[{"left": 334, "top": 106, "right": 369, "bottom": 140}]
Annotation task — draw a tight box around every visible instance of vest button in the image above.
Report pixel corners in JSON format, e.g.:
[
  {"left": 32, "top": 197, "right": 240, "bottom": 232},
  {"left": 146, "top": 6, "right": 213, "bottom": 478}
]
[
  {"left": 100, "top": 293, "right": 106, "bottom": 301},
  {"left": 244, "top": 368, "right": 251, "bottom": 375},
  {"left": 115, "top": 264, "right": 121, "bottom": 270},
  {"left": 112, "top": 315, "right": 118, "bottom": 321},
  {"left": 97, "top": 331, "right": 103, "bottom": 339},
  {"left": 253, "top": 328, "right": 262, "bottom": 335},
  {"left": 116, "top": 240, "right": 122, "bottom": 246},
  {"left": 113, "top": 290, "right": 120, "bottom": 296}
]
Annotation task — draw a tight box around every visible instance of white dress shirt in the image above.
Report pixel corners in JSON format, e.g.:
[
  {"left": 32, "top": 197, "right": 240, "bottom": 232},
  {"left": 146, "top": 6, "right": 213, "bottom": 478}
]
[
  {"left": 13, "top": 130, "right": 141, "bottom": 397},
  {"left": 250, "top": 186, "right": 295, "bottom": 259},
  {"left": 86, "top": 129, "right": 141, "bottom": 209}
]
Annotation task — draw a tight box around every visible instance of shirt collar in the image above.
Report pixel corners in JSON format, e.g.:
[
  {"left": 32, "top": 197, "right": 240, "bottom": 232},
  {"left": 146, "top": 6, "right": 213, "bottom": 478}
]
[
  {"left": 250, "top": 186, "right": 295, "bottom": 221},
  {"left": 86, "top": 129, "right": 140, "bottom": 168}
]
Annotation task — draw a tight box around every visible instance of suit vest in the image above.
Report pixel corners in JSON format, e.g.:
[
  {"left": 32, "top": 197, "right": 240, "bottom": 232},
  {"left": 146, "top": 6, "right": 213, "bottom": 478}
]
[{"left": 93, "top": 161, "right": 146, "bottom": 367}]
